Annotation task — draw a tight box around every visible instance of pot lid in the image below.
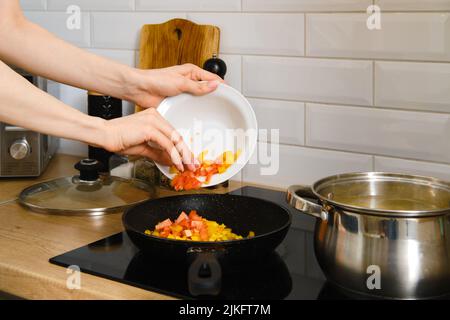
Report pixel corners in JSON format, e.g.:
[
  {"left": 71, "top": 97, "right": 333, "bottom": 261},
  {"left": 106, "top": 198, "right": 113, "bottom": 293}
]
[{"left": 19, "top": 159, "right": 155, "bottom": 215}]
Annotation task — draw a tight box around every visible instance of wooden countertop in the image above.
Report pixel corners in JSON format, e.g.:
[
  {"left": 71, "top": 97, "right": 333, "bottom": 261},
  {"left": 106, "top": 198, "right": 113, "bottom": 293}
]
[{"left": 0, "top": 154, "right": 250, "bottom": 300}]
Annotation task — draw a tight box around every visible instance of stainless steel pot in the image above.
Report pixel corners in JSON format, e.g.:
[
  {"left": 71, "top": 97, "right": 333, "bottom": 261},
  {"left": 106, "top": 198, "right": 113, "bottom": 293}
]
[{"left": 286, "top": 172, "right": 450, "bottom": 299}]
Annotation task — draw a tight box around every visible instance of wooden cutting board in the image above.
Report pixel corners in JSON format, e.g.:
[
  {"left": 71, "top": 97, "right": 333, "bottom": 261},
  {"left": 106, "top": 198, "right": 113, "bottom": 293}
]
[{"left": 135, "top": 18, "right": 220, "bottom": 112}]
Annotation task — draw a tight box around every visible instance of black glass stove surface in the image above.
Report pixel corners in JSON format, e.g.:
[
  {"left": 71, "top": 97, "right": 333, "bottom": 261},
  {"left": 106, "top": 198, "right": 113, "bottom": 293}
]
[{"left": 50, "top": 186, "right": 352, "bottom": 299}]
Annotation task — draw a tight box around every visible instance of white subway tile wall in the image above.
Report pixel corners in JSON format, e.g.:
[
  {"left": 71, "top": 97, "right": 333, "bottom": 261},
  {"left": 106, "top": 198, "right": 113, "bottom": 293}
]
[
  {"left": 248, "top": 98, "right": 305, "bottom": 146},
  {"left": 243, "top": 0, "right": 372, "bottom": 12},
  {"left": 243, "top": 56, "right": 373, "bottom": 106},
  {"left": 136, "top": 0, "right": 241, "bottom": 12},
  {"left": 243, "top": 142, "right": 373, "bottom": 187},
  {"left": 218, "top": 54, "right": 242, "bottom": 91},
  {"left": 19, "top": 1, "right": 450, "bottom": 185},
  {"left": 187, "top": 13, "right": 305, "bottom": 56},
  {"left": 374, "top": 156, "right": 450, "bottom": 181},
  {"left": 306, "top": 103, "right": 450, "bottom": 163},
  {"left": 47, "top": 0, "right": 135, "bottom": 11},
  {"left": 91, "top": 12, "right": 186, "bottom": 49},
  {"left": 375, "top": 0, "right": 450, "bottom": 11},
  {"left": 375, "top": 61, "right": 450, "bottom": 112},
  {"left": 307, "top": 13, "right": 450, "bottom": 62},
  {"left": 24, "top": 11, "right": 91, "bottom": 47},
  {"left": 20, "top": 0, "right": 46, "bottom": 10}
]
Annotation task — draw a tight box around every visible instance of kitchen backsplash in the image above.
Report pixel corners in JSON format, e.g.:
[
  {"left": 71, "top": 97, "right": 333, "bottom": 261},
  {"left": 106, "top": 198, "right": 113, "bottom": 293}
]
[{"left": 20, "top": 0, "right": 450, "bottom": 187}]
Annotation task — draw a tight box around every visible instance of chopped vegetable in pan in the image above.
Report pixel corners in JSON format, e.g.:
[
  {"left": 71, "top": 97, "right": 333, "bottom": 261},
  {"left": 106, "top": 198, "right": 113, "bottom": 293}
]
[
  {"left": 170, "top": 149, "right": 241, "bottom": 191},
  {"left": 145, "top": 210, "right": 255, "bottom": 241}
]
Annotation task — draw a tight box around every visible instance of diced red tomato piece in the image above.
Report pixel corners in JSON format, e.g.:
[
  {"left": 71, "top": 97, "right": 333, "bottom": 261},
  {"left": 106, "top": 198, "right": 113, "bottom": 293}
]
[
  {"left": 191, "top": 220, "right": 204, "bottom": 230},
  {"left": 175, "top": 211, "right": 188, "bottom": 224},
  {"left": 170, "top": 149, "right": 241, "bottom": 191},
  {"left": 205, "top": 172, "right": 214, "bottom": 184},
  {"left": 179, "top": 219, "right": 190, "bottom": 229},
  {"left": 155, "top": 218, "right": 172, "bottom": 230},
  {"left": 189, "top": 210, "right": 202, "bottom": 221}
]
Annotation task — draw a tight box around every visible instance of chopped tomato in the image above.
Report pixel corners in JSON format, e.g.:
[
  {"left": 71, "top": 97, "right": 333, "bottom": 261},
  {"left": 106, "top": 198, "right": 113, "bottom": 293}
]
[
  {"left": 146, "top": 211, "right": 254, "bottom": 242},
  {"left": 191, "top": 220, "right": 204, "bottom": 229},
  {"left": 178, "top": 219, "right": 190, "bottom": 229},
  {"left": 175, "top": 211, "right": 188, "bottom": 224},
  {"left": 170, "top": 149, "right": 242, "bottom": 191},
  {"left": 188, "top": 210, "right": 201, "bottom": 221},
  {"left": 155, "top": 218, "right": 172, "bottom": 230}
]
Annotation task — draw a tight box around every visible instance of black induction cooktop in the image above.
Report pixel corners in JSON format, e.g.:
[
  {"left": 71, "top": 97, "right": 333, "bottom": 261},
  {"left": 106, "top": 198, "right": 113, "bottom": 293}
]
[{"left": 49, "top": 186, "right": 355, "bottom": 300}]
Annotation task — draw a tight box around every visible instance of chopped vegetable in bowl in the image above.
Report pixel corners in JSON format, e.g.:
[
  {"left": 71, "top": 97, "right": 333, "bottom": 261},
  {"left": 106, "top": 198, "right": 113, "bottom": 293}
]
[
  {"left": 170, "top": 149, "right": 241, "bottom": 191},
  {"left": 145, "top": 210, "right": 255, "bottom": 242}
]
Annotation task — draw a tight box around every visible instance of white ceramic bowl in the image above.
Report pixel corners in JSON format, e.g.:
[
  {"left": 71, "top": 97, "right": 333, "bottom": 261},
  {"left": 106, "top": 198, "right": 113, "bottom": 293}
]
[{"left": 156, "top": 83, "right": 257, "bottom": 188}]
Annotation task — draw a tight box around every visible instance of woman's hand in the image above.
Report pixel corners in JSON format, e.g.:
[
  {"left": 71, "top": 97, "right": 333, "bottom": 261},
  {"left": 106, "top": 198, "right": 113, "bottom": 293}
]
[
  {"left": 102, "top": 64, "right": 224, "bottom": 169},
  {"left": 101, "top": 108, "right": 198, "bottom": 172},
  {"left": 125, "top": 63, "right": 223, "bottom": 108}
]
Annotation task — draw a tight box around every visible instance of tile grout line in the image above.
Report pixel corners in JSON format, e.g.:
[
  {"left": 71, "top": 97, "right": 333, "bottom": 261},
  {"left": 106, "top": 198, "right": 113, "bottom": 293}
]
[
  {"left": 372, "top": 60, "right": 375, "bottom": 106},
  {"left": 304, "top": 12, "right": 307, "bottom": 57},
  {"left": 304, "top": 103, "right": 307, "bottom": 147},
  {"left": 257, "top": 141, "right": 450, "bottom": 167},
  {"left": 371, "top": 0, "right": 377, "bottom": 167},
  {"left": 33, "top": 8, "right": 450, "bottom": 13},
  {"left": 79, "top": 46, "right": 450, "bottom": 64},
  {"left": 240, "top": 55, "right": 244, "bottom": 93},
  {"left": 88, "top": 12, "right": 93, "bottom": 48},
  {"left": 244, "top": 95, "right": 450, "bottom": 115}
]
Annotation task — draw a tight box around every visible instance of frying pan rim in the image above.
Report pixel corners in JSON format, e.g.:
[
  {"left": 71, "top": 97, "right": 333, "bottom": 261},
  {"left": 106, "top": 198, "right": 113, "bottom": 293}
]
[{"left": 122, "top": 193, "right": 292, "bottom": 245}]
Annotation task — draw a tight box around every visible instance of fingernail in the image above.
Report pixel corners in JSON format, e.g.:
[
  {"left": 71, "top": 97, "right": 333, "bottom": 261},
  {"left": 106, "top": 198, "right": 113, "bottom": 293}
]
[{"left": 208, "top": 80, "right": 220, "bottom": 88}]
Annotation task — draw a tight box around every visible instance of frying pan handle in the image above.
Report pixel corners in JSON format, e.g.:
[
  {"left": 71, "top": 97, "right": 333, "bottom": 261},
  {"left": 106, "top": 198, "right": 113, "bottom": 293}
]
[
  {"left": 187, "top": 250, "right": 222, "bottom": 296},
  {"left": 286, "top": 185, "right": 328, "bottom": 221}
]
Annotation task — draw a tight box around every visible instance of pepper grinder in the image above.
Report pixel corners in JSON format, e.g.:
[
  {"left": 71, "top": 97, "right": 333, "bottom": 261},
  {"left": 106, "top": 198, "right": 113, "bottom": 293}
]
[
  {"left": 203, "top": 54, "right": 227, "bottom": 79},
  {"left": 87, "top": 91, "right": 122, "bottom": 172}
]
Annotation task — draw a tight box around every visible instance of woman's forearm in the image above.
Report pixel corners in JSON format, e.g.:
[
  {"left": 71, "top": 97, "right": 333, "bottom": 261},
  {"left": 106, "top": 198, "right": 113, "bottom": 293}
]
[
  {"left": 0, "top": 2, "right": 138, "bottom": 100},
  {"left": 0, "top": 61, "right": 106, "bottom": 147}
]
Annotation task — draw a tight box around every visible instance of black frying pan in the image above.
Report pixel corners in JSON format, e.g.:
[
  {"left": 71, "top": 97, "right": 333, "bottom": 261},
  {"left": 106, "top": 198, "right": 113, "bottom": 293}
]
[{"left": 122, "top": 194, "right": 291, "bottom": 296}]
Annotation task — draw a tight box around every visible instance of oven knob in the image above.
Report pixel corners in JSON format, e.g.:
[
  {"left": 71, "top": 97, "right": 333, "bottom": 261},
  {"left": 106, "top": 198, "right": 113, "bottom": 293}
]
[{"left": 9, "top": 138, "right": 30, "bottom": 160}]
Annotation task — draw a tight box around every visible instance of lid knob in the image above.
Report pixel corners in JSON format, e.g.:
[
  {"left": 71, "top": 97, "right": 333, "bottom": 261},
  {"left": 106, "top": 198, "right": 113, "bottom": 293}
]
[{"left": 74, "top": 159, "right": 103, "bottom": 181}]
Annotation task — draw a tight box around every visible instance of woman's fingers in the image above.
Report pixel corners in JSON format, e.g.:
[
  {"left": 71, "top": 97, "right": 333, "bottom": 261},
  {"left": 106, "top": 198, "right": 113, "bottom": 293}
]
[
  {"left": 140, "top": 146, "right": 173, "bottom": 166},
  {"left": 176, "top": 63, "right": 224, "bottom": 82},
  {"left": 147, "top": 128, "right": 184, "bottom": 172},
  {"left": 181, "top": 78, "right": 220, "bottom": 96},
  {"left": 120, "top": 144, "right": 172, "bottom": 166},
  {"left": 151, "top": 111, "right": 198, "bottom": 171}
]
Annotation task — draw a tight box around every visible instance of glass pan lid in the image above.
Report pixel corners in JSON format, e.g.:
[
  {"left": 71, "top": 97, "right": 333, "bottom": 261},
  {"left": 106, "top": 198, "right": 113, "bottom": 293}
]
[{"left": 19, "top": 159, "right": 154, "bottom": 215}]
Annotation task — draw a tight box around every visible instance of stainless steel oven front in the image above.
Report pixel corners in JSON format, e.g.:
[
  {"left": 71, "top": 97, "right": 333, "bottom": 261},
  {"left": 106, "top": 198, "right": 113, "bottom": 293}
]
[{"left": 0, "top": 67, "right": 58, "bottom": 177}]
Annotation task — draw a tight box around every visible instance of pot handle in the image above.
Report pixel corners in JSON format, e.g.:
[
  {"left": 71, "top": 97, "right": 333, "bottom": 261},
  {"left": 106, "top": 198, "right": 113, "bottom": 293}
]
[
  {"left": 187, "top": 250, "right": 222, "bottom": 296},
  {"left": 286, "top": 185, "right": 328, "bottom": 221}
]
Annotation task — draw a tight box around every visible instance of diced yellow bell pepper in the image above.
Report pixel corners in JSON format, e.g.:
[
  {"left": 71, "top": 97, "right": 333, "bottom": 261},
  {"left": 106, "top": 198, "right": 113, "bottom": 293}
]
[
  {"left": 198, "top": 150, "right": 208, "bottom": 162},
  {"left": 218, "top": 165, "right": 228, "bottom": 174},
  {"left": 170, "top": 225, "right": 183, "bottom": 233},
  {"left": 234, "top": 149, "right": 242, "bottom": 161},
  {"left": 222, "top": 151, "right": 234, "bottom": 165}
]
